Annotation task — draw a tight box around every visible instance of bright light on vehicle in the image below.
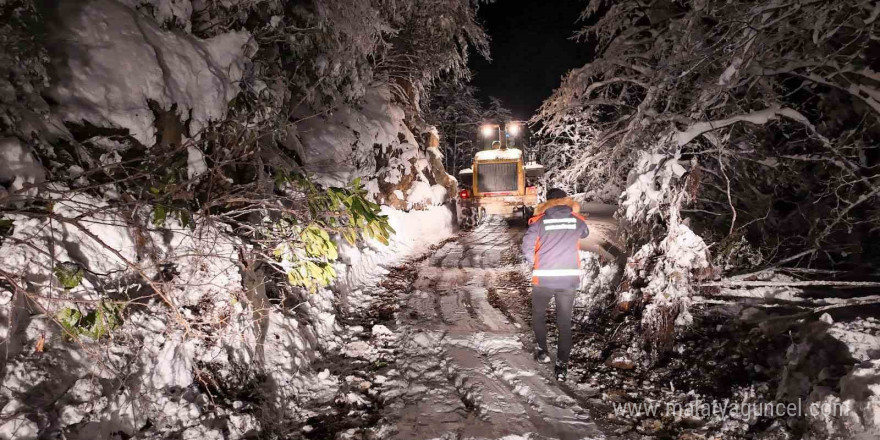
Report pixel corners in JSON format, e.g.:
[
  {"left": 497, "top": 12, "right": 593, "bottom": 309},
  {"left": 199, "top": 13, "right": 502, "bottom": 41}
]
[
  {"left": 481, "top": 124, "right": 495, "bottom": 138},
  {"left": 507, "top": 123, "right": 520, "bottom": 136}
]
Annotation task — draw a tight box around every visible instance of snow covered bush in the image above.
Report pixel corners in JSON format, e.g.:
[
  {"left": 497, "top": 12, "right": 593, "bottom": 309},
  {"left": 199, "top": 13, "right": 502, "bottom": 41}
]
[
  {"left": 291, "top": 86, "right": 459, "bottom": 210},
  {"left": 270, "top": 176, "right": 394, "bottom": 292},
  {"left": 614, "top": 150, "right": 715, "bottom": 360},
  {"left": 47, "top": 0, "right": 253, "bottom": 147},
  {"left": 538, "top": 0, "right": 880, "bottom": 263}
]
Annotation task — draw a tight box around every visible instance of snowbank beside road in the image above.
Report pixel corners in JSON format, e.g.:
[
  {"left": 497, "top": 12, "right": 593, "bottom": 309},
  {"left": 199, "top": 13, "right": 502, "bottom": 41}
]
[
  {"left": 0, "top": 182, "right": 456, "bottom": 440},
  {"left": 336, "top": 205, "right": 455, "bottom": 295}
]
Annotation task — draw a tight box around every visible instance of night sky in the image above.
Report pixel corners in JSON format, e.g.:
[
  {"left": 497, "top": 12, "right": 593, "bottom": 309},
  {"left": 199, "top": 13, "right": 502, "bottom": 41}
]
[{"left": 470, "top": 0, "right": 594, "bottom": 120}]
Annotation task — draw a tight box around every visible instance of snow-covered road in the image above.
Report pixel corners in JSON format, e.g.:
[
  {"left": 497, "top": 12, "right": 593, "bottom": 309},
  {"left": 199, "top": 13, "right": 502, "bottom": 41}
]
[{"left": 370, "top": 209, "right": 619, "bottom": 440}]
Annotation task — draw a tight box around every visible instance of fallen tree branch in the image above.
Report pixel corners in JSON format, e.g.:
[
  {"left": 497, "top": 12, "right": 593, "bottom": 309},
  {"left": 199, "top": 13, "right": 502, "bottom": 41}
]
[
  {"left": 694, "top": 292, "right": 880, "bottom": 310},
  {"left": 701, "top": 280, "right": 880, "bottom": 287},
  {"left": 746, "top": 296, "right": 880, "bottom": 331},
  {"left": 729, "top": 249, "right": 820, "bottom": 280},
  {"left": 810, "top": 295, "right": 880, "bottom": 312}
]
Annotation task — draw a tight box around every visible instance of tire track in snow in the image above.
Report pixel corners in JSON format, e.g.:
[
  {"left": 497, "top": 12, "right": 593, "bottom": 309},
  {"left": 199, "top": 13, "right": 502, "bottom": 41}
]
[
  {"left": 427, "top": 276, "right": 450, "bottom": 325},
  {"left": 372, "top": 215, "right": 609, "bottom": 439},
  {"left": 462, "top": 288, "right": 478, "bottom": 319}
]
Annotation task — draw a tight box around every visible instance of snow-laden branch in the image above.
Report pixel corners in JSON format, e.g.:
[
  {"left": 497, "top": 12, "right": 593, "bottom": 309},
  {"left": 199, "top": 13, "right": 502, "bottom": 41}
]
[{"left": 674, "top": 105, "right": 811, "bottom": 147}]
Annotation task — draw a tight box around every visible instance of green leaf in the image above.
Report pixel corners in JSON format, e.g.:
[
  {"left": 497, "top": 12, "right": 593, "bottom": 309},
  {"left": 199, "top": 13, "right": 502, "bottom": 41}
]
[
  {"left": 342, "top": 228, "right": 357, "bottom": 245},
  {"left": 0, "top": 218, "right": 14, "bottom": 236},
  {"left": 152, "top": 204, "right": 168, "bottom": 227},
  {"left": 276, "top": 176, "right": 397, "bottom": 292},
  {"left": 176, "top": 209, "right": 192, "bottom": 229},
  {"left": 57, "top": 307, "right": 83, "bottom": 335},
  {"left": 55, "top": 301, "right": 123, "bottom": 340},
  {"left": 54, "top": 262, "right": 84, "bottom": 289}
]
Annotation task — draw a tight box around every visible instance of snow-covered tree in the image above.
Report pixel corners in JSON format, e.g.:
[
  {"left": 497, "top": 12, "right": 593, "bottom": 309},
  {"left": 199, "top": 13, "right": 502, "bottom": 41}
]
[
  {"left": 179, "top": 0, "right": 490, "bottom": 111},
  {"left": 424, "top": 81, "right": 483, "bottom": 173},
  {"left": 424, "top": 81, "right": 516, "bottom": 174},
  {"left": 0, "top": 0, "right": 489, "bottom": 296},
  {"left": 536, "top": 0, "right": 880, "bottom": 360},
  {"left": 483, "top": 96, "right": 513, "bottom": 125}
]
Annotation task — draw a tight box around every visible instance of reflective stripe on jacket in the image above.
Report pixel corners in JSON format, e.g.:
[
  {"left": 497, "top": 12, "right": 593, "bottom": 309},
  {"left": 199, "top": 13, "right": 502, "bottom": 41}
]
[{"left": 520, "top": 198, "right": 589, "bottom": 289}]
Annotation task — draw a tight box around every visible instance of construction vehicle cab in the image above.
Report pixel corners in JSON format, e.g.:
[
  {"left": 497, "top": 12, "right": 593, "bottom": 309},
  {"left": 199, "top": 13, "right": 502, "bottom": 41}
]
[{"left": 457, "top": 122, "right": 544, "bottom": 225}]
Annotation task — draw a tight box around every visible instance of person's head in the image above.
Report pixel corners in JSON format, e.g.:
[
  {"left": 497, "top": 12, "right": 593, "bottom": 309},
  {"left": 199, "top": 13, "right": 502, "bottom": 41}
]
[
  {"left": 547, "top": 188, "right": 567, "bottom": 200},
  {"left": 491, "top": 140, "right": 501, "bottom": 149}
]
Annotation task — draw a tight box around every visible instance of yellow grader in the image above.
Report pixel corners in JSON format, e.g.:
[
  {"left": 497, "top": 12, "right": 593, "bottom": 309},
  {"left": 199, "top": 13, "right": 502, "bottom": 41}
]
[{"left": 457, "top": 122, "right": 544, "bottom": 227}]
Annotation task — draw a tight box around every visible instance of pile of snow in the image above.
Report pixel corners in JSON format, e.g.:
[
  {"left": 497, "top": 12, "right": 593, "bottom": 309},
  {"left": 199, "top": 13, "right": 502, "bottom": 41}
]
[
  {"left": 474, "top": 147, "right": 523, "bottom": 161},
  {"left": 405, "top": 180, "right": 448, "bottom": 209},
  {"left": 293, "top": 87, "right": 407, "bottom": 186},
  {"left": 0, "top": 138, "right": 45, "bottom": 200},
  {"left": 47, "top": 0, "right": 252, "bottom": 146},
  {"left": 186, "top": 145, "right": 208, "bottom": 179},
  {"left": 794, "top": 316, "right": 880, "bottom": 439},
  {"left": 335, "top": 205, "right": 455, "bottom": 294},
  {"left": 293, "top": 87, "right": 455, "bottom": 209}
]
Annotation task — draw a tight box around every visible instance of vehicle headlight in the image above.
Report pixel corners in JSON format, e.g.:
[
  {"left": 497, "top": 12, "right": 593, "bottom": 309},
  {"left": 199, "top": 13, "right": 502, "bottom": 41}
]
[
  {"left": 507, "top": 123, "right": 520, "bottom": 136},
  {"left": 481, "top": 125, "right": 495, "bottom": 138}
]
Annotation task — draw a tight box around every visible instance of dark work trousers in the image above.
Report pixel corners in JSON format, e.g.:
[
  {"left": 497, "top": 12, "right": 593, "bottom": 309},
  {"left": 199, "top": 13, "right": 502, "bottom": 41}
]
[{"left": 532, "top": 286, "right": 576, "bottom": 364}]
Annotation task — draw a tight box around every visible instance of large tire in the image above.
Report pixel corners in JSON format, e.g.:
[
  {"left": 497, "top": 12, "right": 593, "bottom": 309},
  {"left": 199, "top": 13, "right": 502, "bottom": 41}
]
[{"left": 457, "top": 203, "right": 481, "bottom": 230}]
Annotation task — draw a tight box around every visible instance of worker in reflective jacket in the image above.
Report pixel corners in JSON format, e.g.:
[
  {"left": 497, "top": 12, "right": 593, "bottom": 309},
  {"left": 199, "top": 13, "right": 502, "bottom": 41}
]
[{"left": 520, "top": 188, "right": 588, "bottom": 382}]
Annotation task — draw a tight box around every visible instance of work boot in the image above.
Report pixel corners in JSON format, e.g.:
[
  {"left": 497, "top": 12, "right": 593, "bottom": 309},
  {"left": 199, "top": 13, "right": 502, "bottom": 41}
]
[
  {"left": 534, "top": 347, "right": 551, "bottom": 364},
  {"left": 555, "top": 361, "right": 568, "bottom": 382}
]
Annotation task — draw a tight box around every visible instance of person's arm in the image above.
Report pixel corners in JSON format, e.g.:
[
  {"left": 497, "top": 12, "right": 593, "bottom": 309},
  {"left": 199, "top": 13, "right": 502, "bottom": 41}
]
[
  {"left": 579, "top": 218, "right": 589, "bottom": 239},
  {"left": 521, "top": 221, "right": 540, "bottom": 265}
]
